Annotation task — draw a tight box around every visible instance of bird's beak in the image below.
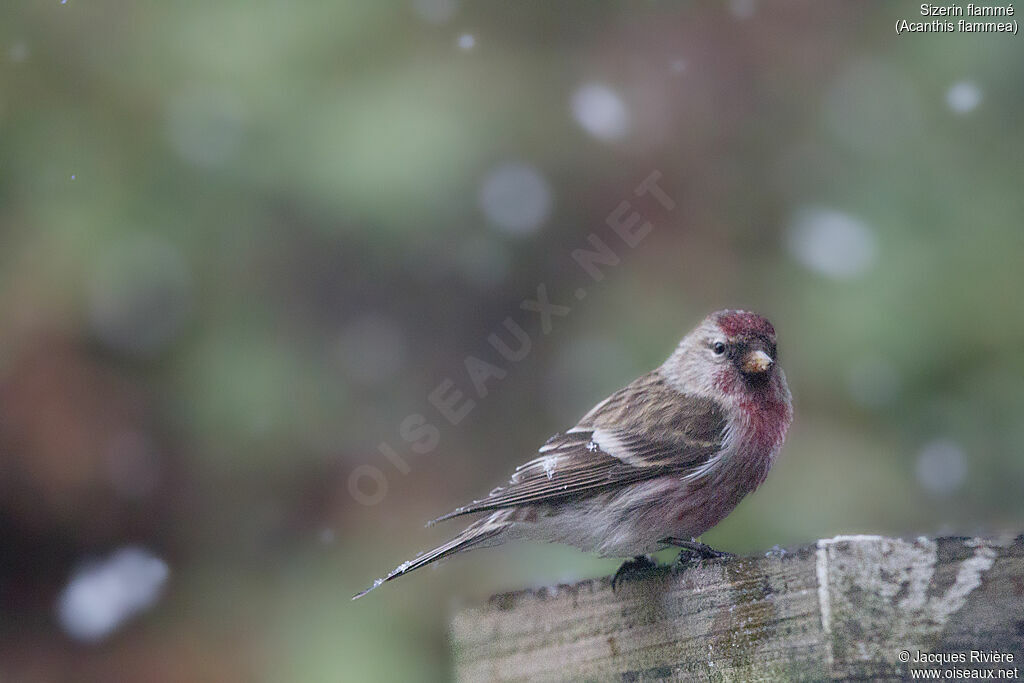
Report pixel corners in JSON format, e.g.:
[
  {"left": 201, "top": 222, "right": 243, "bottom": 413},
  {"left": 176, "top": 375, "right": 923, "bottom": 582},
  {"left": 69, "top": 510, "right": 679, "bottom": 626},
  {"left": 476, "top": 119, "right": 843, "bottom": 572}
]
[{"left": 741, "top": 349, "right": 774, "bottom": 374}]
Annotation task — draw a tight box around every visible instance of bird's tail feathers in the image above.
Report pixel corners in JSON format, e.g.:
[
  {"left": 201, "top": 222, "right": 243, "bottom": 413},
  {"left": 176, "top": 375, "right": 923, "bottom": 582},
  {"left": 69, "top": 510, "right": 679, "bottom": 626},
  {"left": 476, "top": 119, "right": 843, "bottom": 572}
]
[
  {"left": 352, "top": 515, "right": 509, "bottom": 600},
  {"left": 425, "top": 489, "right": 507, "bottom": 527},
  {"left": 425, "top": 507, "right": 466, "bottom": 527}
]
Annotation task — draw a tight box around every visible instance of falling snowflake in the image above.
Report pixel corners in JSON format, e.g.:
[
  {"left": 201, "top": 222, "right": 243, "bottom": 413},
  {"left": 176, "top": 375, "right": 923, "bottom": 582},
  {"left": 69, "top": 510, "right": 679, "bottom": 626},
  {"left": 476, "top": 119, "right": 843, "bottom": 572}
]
[
  {"left": 542, "top": 455, "right": 558, "bottom": 480},
  {"left": 57, "top": 547, "right": 168, "bottom": 642}
]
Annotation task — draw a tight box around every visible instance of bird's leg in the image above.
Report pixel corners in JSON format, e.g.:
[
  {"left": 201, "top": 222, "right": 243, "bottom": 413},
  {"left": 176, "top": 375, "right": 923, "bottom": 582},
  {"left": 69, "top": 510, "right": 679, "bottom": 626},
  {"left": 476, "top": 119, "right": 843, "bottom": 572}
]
[
  {"left": 611, "top": 555, "right": 657, "bottom": 591},
  {"left": 662, "top": 537, "right": 734, "bottom": 570}
]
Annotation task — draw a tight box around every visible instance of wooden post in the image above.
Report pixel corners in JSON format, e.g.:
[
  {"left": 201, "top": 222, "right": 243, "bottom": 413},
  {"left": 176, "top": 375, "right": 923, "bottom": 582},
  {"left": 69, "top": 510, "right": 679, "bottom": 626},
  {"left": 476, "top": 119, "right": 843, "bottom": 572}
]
[{"left": 451, "top": 535, "right": 1024, "bottom": 681}]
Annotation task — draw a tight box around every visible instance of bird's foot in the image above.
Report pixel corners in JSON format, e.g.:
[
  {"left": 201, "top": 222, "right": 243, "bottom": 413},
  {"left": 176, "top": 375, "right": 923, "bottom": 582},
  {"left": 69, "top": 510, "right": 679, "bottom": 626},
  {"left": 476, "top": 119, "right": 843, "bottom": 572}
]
[
  {"left": 662, "top": 537, "right": 734, "bottom": 572},
  {"left": 611, "top": 555, "right": 657, "bottom": 591},
  {"left": 672, "top": 548, "right": 703, "bottom": 572}
]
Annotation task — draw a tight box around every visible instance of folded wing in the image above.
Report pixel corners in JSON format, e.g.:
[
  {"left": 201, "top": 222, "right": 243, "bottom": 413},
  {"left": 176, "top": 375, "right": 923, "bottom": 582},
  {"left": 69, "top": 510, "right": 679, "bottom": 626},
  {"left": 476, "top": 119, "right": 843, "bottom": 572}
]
[{"left": 430, "top": 372, "right": 726, "bottom": 524}]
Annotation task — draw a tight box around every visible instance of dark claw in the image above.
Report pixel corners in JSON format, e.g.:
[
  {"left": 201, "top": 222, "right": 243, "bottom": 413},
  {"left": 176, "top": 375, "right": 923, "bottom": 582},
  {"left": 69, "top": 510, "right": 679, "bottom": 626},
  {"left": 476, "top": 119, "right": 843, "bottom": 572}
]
[
  {"left": 673, "top": 548, "right": 703, "bottom": 572},
  {"left": 611, "top": 555, "right": 657, "bottom": 591},
  {"left": 662, "top": 537, "right": 735, "bottom": 563}
]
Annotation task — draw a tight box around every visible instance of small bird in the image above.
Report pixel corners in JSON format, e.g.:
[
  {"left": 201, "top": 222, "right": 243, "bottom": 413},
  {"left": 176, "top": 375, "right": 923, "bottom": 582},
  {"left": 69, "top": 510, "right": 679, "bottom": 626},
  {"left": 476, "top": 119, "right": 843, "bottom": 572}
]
[{"left": 353, "top": 309, "right": 792, "bottom": 599}]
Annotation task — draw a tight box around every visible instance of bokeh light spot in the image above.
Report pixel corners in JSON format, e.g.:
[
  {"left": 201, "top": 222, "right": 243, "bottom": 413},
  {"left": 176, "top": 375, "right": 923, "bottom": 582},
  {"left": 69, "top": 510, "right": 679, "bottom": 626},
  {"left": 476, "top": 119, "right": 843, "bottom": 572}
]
[
  {"left": 786, "top": 207, "right": 877, "bottom": 280},
  {"left": 478, "top": 162, "right": 552, "bottom": 235},
  {"left": 571, "top": 83, "right": 630, "bottom": 142},
  {"left": 916, "top": 439, "right": 968, "bottom": 495},
  {"left": 57, "top": 548, "right": 169, "bottom": 643},
  {"left": 946, "top": 81, "right": 982, "bottom": 115}
]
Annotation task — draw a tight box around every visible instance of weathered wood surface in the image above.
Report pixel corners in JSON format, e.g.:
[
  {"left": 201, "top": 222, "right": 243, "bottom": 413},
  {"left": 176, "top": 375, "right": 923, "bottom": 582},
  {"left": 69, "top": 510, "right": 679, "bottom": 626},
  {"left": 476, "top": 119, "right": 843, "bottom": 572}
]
[{"left": 451, "top": 535, "right": 1024, "bottom": 681}]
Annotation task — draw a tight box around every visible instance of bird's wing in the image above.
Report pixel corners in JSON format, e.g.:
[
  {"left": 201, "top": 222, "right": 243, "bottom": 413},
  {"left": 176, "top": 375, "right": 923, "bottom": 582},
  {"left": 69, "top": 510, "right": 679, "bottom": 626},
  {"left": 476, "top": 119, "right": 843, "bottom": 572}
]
[{"left": 429, "top": 372, "right": 726, "bottom": 524}]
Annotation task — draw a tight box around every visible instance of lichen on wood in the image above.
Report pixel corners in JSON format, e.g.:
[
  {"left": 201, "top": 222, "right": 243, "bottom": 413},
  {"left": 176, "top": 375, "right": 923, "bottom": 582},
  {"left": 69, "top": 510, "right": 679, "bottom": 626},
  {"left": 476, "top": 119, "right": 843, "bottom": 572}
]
[{"left": 451, "top": 534, "right": 1024, "bottom": 681}]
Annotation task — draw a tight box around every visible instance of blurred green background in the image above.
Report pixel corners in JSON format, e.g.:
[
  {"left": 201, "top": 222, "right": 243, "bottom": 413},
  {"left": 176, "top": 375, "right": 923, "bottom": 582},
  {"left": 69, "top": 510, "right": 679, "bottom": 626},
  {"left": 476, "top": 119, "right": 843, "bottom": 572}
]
[{"left": 1, "top": 1, "right": 1022, "bottom": 681}]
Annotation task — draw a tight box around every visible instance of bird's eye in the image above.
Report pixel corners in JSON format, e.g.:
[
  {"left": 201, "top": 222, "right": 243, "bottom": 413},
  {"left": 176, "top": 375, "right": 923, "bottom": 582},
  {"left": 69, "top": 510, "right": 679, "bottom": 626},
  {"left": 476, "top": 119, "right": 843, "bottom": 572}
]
[{"left": 712, "top": 341, "right": 726, "bottom": 355}]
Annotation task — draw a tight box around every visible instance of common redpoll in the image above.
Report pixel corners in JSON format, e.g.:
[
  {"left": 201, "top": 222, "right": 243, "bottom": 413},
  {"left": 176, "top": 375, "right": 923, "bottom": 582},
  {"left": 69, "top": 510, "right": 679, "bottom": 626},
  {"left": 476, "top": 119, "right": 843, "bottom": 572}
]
[{"left": 354, "top": 310, "right": 792, "bottom": 599}]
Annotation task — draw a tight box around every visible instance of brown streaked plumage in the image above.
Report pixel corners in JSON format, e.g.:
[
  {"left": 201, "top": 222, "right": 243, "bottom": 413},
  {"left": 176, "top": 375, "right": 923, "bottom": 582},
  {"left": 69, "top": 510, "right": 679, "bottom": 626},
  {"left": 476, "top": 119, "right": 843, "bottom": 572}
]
[{"left": 428, "top": 373, "right": 725, "bottom": 522}]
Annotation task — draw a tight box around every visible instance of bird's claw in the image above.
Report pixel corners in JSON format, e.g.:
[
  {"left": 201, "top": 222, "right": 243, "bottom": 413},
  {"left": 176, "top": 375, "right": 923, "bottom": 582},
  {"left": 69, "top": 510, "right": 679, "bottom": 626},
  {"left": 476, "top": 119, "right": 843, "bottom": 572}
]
[
  {"left": 672, "top": 548, "right": 703, "bottom": 572},
  {"left": 663, "top": 538, "right": 734, "bottom": 573},
  {"left": 611, "top": 555, "right": 657, "bottom": 591}
]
